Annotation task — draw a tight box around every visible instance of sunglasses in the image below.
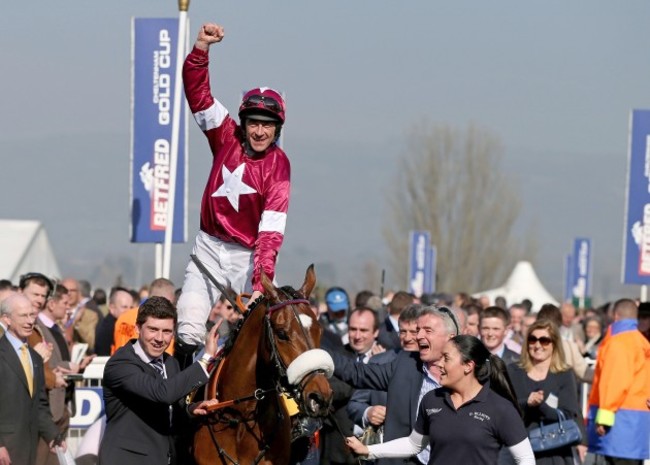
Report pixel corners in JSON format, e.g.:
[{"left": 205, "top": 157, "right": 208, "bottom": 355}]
[
  {"left": 436, "top": 306, "right": 460, "bottom": 336},
  {"left": 527, "top": 335, "right": 553, "bottom": 346},
  {"left": 241, "top": 95, "right": 282, "bottom": 113}
]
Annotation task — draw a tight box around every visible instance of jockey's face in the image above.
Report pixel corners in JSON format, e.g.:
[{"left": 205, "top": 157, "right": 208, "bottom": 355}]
[
  {"left": 245, "top": 119, "right": 276, "bottom": 153},
  {"left": 138, "top": 316, "right": 175, "bottom": 359}
]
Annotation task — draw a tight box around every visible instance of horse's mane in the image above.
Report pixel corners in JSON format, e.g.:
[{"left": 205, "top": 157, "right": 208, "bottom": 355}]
[{"left": 219, "top": 286, "right": 304, "bottom": 357}]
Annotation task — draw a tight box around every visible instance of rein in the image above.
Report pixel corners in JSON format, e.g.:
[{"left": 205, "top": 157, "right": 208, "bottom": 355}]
[
  {"left": 205, "top": 297, "right": 312, "bottom": 412},
  {"left": 202, "top": 294, "right": 317, "bottom": 465},
  {"left": 205, "top": 387, "right": 276, "bottom": 412}
]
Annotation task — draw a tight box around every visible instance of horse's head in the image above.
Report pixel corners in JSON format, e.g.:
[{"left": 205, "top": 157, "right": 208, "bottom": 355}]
[{"left": 259, "top": 265, "right": 333, "bottom": 417}]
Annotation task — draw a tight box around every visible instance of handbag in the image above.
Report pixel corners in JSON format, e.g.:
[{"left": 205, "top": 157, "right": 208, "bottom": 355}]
[
  {"left": 528, "top": 409, "right": 582, "bottom": 453},
  {"left": 359, "top": 425, "right": 383, "bottom": 446}
]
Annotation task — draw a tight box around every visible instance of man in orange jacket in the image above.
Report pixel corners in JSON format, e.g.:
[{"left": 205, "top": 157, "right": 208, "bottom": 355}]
[{"left": 587, "top": 298, "right": 650, "bottom": 464}]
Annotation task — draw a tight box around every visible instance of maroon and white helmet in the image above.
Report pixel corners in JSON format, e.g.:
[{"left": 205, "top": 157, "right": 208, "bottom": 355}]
[{"left": 238, "top": 87, "right": 285, "bottom": 124}]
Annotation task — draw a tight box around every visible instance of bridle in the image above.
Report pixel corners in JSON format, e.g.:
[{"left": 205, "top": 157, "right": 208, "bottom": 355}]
[
  {"left": 264, "top": 295, "right": 314, "bottom": 397},
  {"left": 203, "top": 293, "right": 324, "bottom": 465}
]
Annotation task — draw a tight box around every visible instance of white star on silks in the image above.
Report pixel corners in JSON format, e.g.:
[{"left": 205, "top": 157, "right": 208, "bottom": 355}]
[{"left": 211, "top": 163, "right": 257, "bottom": 212}]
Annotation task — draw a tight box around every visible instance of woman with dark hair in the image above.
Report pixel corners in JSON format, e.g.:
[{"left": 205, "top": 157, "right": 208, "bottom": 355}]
[
  {"left": 508, "top": 320, "right": 585, "bottom": 464},
  {"left": 346, "top": 335, "right": 535, "bottom": 464}
]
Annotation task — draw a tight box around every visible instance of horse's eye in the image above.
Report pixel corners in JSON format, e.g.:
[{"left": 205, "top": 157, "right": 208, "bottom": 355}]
[{"left": 276, "top": 329, "right": 289, "bottom": 341}]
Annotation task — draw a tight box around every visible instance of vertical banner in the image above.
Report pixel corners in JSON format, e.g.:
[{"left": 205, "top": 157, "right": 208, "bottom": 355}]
[
  {"left": 622, "top": 109, "right": 650, "bottom": 284},
  {"left": 130, "top": 17, "right": 187, "bottom": 243},
  {"left": 563, "top": 254, "right": 573, "bottom": 302},
  {"left": 570, "top": 238, "right": 592, "bottom": 302},
  {"left": 408, "top": 231, "right": 432, "bottom": 297}
]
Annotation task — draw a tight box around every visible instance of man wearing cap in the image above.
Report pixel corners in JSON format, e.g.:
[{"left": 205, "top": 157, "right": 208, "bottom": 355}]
[
  {"left": 321, "top": 287, "right": 351, "bottom": 345},
  {"left": 176, "top": 22, "right": 291, "bottom": 365}
]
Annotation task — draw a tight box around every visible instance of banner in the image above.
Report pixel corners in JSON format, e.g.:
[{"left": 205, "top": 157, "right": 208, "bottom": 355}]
[
  {"left": 70, "top": 387, "right": 104, "bottom": 429},
  {"left": 570, "top": 238, "right": 592, "bottom": 301},
  {"left": 622, "top": 109, "right": 650, "bottom": 284},
  {"left": 130, "top": 17, "right": 187, "bottom": 243},
  {"left": 408, "top": 231, "right": 433, "bottom": 297}
]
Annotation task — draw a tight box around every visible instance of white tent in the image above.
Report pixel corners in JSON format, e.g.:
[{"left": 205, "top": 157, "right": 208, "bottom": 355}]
[
  {"left": 0, "top": 219, "right": 61, "bottom": 283},
  {"left": 474, "top": 261, "right": 558, "bottom": 312}
]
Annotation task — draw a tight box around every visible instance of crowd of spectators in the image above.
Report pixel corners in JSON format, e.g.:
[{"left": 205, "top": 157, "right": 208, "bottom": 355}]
[{"left": 0, "top": 274, "right": 648, "bottom": 465}]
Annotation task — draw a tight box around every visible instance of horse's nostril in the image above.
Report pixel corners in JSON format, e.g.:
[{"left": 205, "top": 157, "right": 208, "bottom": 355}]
[{"left": 307, "top": 392, "right": 331, "bottom": 415}]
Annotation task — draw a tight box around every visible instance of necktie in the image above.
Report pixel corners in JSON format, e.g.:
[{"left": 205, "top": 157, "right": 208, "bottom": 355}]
[
  {"left": 20, "top": 344, "right": 34, "bottom": 396},
  {"left": 357, "top": 354, "right": 365, "bottom": 363},
  {"left": 150, "top": 358, "right": 166, "bottom": 378},
  {"left": 49, "top": 325, "right": 71, "bottom": 360}
]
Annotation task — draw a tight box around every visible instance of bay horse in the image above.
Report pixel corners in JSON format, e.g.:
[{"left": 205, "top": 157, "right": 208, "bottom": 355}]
[{"left": 193, "top": 265, "right": 334, "bottom": 465}]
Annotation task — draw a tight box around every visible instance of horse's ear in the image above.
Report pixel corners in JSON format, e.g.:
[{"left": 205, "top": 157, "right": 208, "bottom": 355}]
[
  {"left": 299, "top": 264, "right": 316, "bottom": 298},
  {"left": 261, "top": 271, "right": 280, "bottom": 303}
]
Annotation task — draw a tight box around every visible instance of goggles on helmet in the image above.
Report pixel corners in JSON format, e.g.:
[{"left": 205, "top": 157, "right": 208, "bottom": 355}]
[{"left": 240, "top": 94, "right": 283, "bottom": 115}]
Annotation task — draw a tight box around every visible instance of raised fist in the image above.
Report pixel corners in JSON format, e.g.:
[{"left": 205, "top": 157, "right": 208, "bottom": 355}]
[{"left": 197, "top": 23, "right": 225, "bottom": 49}]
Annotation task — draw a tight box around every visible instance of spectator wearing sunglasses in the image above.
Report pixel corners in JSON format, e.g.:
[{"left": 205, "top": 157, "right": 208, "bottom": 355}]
[
  {"left": 507, "top": 320, "right": 586, "bottom": 464},
  {"left": 176, "top": 22, "right": 291, "bottom": 366},
  {"left": 536, "top": 304, "right": 593, "bottom": 383}
]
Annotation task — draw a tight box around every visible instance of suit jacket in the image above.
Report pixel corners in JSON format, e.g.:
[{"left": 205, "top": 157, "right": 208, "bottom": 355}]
[
  {"left": 0, "top": 335, "right": 59, "bottom": 465},
  {"left": 32, "top": 319, "right": 71, "bottom": 422},
  {"left": 332, "top": 349, "right": 425, "bottom": 465},
  {"left": 94, "top": 313, "right": 117, "bottom": 356},
  {"left": 98, "top": 341, "right": 208, "bottom": 465},
  {"left": 319, "top": 339, "right": 357, "bottom": 465},
  {"left": 74, "top": 306, "right": 99, "bottom": 351},
  {"left": 500, "top": 346, "right": 520, "bottom": 366},
  {"left": 346, "top": 349, "right": 398, "bottom": 427},
  {"left": 376, "top": 316, "right": 400, "bottom": 351}
]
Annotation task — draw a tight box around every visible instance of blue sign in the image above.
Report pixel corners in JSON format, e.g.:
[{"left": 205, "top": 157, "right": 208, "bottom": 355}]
[
  {"left": 70, "top": 387, "right": 104, "bottom": 429},
  {"left": 130, "top": 18, "right": 187, "bottom": 243},
  {"left": 622, "top": 110, "right": 650, "bottom": 284},
  {"left": 408, "top": 231, "right": 432, "bottom": 297},
  {"left": 570, "top": 238, "right": 592, "bottom": 300}
]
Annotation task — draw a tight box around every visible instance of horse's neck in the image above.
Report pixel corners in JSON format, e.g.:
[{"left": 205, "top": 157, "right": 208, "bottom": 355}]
[{"left": 219, "top": 306, "right": 270, "bottom": 397}]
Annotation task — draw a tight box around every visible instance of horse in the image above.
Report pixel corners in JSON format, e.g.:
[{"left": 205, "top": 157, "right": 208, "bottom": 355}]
[{"left": 193, "top": 265, "right": 335, "bottom": 465}]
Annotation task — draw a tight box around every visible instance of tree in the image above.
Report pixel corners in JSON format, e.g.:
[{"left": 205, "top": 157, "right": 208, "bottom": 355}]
[{"left": 383, "top": 123, "right": 536, "bottom": 294}]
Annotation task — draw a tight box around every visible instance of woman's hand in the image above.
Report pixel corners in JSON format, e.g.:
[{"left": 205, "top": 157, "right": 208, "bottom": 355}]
[
  {"left": 345, "top": 436, "right": 369, "bottom": 456},
  {"left": 527, "top": 390, "right": 544, "bottom": 407}
]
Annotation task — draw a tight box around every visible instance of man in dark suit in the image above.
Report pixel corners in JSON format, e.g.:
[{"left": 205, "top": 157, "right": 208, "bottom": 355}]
[
  {"left": 376, "top": 291, "right": 414, "bottom": 351},
  {"left": 328, "top": 306, "right": 458, "bottom": 465},
  {"left": 98, "top": 296, "right": 220, "bottom": 465},
  {"left": 479, "top": 306, "right": 520, "bottom": 365},
  {"left": 347, "top": 304, "right": 422, "bottom": 432},
  {"left": 0, "top": 294, "right": 61, "bottom": 465}
]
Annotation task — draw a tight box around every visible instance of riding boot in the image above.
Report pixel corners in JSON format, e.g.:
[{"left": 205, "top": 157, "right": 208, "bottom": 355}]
[{"left": 174, "top": 339, "right": 198, "bottom": 370}]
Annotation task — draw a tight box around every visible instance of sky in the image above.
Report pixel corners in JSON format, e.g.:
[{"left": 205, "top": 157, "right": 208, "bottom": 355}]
[{"left": 1, "top": 1, "right": 649, "bottom": 304}]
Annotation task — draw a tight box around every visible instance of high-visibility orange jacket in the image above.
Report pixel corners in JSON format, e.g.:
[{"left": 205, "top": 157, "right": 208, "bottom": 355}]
[{"left": 587, "top": 319, "right": 650, "bottom": 460}]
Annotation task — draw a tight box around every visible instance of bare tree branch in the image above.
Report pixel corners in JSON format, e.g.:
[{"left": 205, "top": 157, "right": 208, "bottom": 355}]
[{"left": 383, "top": 123, "right": 536, "bottom": 294}]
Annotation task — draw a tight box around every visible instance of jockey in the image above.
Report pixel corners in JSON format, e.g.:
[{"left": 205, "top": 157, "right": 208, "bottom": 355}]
[{"left": 176, "top": 22, "right": 291, "bottom": 365}]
